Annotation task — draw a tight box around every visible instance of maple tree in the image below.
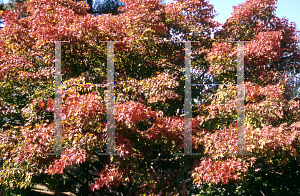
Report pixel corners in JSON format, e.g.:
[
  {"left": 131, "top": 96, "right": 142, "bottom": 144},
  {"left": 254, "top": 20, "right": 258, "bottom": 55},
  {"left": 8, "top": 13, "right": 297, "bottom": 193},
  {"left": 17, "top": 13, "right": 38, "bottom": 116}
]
[{"left": 0, "top": 0, "right": 299, "bottom": 195}]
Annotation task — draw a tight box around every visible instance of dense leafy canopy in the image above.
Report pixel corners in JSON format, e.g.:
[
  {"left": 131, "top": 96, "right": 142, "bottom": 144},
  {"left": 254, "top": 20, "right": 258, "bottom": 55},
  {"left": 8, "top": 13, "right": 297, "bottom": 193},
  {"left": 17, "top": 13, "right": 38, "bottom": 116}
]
[{"left": 0, "top": 0, "right": 299, "bottom": 195}]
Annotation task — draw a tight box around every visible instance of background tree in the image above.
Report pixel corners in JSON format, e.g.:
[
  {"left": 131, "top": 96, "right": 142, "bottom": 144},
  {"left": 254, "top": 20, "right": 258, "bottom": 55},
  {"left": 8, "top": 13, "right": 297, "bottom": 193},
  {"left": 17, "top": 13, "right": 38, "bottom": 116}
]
[
  {"left": 93, "top": 0, "right": 126, "bottom": 15},
  {"left": 0, "top": 0, "right": 27, "bottom": 29},
  {"left": 0, "top": 0, "right": 25, "bottom": 11},
  {"left": 72, "top": 0, "right": 126, "bottom": 16}
]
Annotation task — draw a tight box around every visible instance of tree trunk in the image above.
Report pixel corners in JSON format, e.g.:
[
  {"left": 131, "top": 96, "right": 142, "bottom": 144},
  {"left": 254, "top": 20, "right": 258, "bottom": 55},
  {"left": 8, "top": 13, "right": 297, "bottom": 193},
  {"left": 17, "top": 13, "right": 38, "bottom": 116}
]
[{"left": 87, "top": 0, "right": 93, "bottom": 13}]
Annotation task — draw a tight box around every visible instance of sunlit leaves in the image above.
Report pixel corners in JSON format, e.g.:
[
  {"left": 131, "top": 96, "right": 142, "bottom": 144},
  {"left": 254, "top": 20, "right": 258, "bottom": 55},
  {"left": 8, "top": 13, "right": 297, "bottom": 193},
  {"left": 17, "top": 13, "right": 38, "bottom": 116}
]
[
  {"left": 117, "top": 72, "right": 179, "bottom": 104},
  {"left": 192, "top": 157, "right": 248, "bottom": 185}
]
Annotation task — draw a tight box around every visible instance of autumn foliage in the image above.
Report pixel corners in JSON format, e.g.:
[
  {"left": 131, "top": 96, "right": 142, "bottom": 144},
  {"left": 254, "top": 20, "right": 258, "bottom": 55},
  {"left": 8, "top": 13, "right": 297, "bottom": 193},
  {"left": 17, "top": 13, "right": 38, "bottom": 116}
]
[{"left": 0, "top": 0, "right": 299, "bottom": 195}]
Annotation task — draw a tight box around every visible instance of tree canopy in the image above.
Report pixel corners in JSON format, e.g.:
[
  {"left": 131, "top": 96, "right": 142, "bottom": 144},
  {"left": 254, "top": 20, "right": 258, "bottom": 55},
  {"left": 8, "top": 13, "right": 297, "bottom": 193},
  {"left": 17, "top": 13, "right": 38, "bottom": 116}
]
[{"left": 0, "top": 0, "right": 299, "bottom": 195}]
